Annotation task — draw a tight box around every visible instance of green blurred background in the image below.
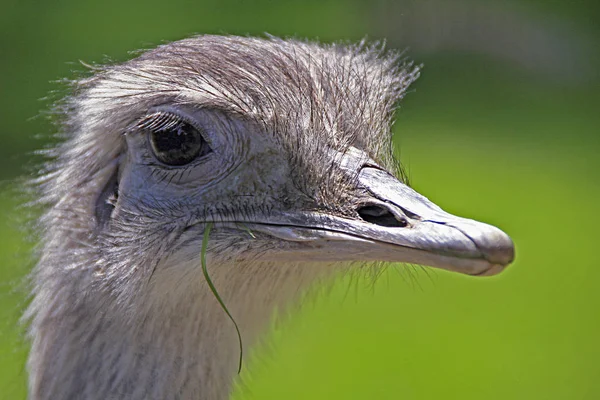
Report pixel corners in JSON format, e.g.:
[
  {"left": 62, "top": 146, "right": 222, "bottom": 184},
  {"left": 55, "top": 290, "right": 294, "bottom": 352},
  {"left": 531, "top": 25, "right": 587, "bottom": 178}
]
[{"left": 1, "top": 0, "right": 599, "bottom": 399}]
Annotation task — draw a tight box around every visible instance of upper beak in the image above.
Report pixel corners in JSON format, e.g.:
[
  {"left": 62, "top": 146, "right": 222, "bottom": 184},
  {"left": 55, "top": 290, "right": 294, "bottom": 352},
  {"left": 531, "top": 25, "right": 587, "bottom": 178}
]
[{"left": 243, "top": 148, "right": 515, "bottom": 276}]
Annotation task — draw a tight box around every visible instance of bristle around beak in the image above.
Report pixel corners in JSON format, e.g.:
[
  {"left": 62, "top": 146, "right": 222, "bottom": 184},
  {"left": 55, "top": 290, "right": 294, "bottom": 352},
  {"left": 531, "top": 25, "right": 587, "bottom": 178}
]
[{"left": 240, "top": 148, "right": 515, "bottom": 276}]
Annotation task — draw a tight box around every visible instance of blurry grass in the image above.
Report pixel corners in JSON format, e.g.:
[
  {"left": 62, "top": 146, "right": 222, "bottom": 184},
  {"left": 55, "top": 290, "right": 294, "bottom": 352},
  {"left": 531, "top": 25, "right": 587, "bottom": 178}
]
[
  {"left": 1, "top": 53, "right": 599, "bottom": 400},
  {"left": 0, "top": 190, "right": 29, "bottom": 400}
]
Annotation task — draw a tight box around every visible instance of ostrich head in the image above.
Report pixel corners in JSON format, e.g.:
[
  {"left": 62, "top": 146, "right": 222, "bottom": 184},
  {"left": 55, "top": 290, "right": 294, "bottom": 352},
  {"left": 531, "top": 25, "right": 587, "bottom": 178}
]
[{"left": 27, "top": 35, "right": 514, "bottom": 400}]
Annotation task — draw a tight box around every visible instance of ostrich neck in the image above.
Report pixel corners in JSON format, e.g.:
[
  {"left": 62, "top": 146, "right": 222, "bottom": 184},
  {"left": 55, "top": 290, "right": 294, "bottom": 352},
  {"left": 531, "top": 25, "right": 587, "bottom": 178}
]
[{"left": 29, "top": 260, "right": 333, "bottom": 400}]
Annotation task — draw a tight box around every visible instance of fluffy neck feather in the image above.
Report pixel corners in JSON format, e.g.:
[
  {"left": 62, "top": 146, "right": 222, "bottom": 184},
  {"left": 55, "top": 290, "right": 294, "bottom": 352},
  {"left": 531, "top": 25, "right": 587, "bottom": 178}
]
[{"left": 27, "top": 257, "right": 336, "bottom": 400}]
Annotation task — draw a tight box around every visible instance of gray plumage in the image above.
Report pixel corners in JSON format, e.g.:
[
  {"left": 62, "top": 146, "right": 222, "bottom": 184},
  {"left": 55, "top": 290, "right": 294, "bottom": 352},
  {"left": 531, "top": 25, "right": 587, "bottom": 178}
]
[{"left": 25, "top": 35, "right": 514, "bottom": 400}]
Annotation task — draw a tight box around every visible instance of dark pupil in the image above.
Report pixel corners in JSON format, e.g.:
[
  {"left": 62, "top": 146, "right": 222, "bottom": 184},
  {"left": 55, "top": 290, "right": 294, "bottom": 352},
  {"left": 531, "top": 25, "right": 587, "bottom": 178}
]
[{"left": 149, "top": 123, "right": 208, "bottom": 166}]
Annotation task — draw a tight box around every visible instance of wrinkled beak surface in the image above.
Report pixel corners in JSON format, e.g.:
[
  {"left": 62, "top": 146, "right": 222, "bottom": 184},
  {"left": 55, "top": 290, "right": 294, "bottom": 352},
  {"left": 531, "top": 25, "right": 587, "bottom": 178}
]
[{"left": 245, "top": 149, "right": 515, "bottom": 276}]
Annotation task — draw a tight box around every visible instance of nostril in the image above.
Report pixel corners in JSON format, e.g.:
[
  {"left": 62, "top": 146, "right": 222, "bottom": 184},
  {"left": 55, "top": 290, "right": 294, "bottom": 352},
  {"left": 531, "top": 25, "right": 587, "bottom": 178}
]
[{"left": 357, "top": 204, "right": 408, "bottom": 228}]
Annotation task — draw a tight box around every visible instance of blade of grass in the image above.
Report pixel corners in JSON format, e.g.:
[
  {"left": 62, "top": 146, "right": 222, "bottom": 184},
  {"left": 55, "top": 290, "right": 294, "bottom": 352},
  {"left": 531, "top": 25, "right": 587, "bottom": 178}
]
[
  {"left": 201, "top": 222, "right": 244, "bottom": 373},
  {"left": 241, "top": 224, "right": 256, "bottom": 239}
]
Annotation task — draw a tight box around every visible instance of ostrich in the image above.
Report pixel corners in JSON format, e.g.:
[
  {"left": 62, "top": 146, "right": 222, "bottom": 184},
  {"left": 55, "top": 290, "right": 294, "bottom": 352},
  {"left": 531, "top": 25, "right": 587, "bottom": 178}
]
[{"left": 26, "top": 35, "right": 514, "bottom": 400}]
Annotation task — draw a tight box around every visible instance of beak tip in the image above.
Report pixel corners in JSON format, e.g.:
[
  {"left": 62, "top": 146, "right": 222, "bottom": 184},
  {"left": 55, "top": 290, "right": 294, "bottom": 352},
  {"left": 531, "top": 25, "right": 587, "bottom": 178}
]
[
  {"left": 473, "top": 234, "right": 515, "bottom": 276},
  {"left": 485, "top": 232, "right": 515, "bottom": 268},
  {"left": 449, "top": 220, "right": 515, "bottom": 270},
  {"left": 482, "top": 231, "right": 515, "bottom": 267}
]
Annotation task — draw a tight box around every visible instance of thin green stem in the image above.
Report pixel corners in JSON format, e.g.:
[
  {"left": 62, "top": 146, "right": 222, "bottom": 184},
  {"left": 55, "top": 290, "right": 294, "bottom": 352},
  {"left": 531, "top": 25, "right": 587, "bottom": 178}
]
[
  {"left": 239, "top": 223, "right": 256, "bottom": 238},
  {"left": 201, "top": 222, "right": 243, "bottom": 373}
]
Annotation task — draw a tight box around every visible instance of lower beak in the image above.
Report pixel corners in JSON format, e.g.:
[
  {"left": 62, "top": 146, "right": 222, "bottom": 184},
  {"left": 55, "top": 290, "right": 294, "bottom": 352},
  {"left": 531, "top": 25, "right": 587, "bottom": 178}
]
[{"left": 242, "top": 151, "right": 515, "bottom": 276}]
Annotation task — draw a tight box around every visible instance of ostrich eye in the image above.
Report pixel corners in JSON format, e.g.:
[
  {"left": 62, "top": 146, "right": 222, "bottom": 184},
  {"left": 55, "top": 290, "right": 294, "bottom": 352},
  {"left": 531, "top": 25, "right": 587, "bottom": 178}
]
[{"left": 147, "top": 119, "right": 211, "bottom": 166}]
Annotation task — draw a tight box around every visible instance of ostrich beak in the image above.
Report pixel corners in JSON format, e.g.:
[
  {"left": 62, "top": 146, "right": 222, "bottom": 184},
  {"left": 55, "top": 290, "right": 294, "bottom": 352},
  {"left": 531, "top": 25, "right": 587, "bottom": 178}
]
[
  {"left": 350, "top": 165, "right": 514, "bottom": 275},
  {"left": 245, "top": 149, "right": 515, "bottom": 276}
]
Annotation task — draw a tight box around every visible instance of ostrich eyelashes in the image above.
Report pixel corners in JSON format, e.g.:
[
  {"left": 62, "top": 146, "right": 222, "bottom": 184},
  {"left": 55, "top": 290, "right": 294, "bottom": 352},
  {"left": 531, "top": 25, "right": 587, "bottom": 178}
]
[{"left": 140, "top": 112, "right": 212, "bottom": 166}]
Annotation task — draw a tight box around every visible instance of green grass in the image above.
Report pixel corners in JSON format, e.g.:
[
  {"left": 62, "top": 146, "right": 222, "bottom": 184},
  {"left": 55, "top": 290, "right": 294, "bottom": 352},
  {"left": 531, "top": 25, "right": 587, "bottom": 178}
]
[
  {"left": 201, "top": 222, "right": 245, "bottom": 374},
  {"left": 0, "top": 190, "right": 29, "bottom": 400}
]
